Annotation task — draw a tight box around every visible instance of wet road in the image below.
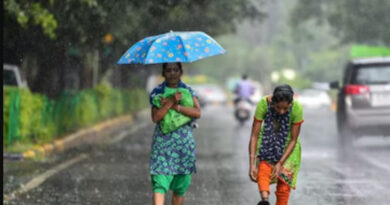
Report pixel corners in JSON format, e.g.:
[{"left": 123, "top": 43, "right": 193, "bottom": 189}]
[{"left": 4, "top": 105, "right": 390, "bottom": 205}]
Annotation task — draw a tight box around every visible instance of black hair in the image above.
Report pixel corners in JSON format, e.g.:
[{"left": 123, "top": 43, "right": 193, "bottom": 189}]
[
  {"left": 242, "top": 74, "right": 248, "bottom": 80},
  {"left": 272, "top": 84, "right": 294, "bottom": 104},
  {"left": 162, "top": 62, "right": 183, "bottom": 75}
]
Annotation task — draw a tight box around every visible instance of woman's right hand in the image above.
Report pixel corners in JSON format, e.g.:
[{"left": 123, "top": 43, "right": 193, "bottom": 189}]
[
  {"left": 249, "top": 164, "right": 258, "bottom": 182},
  {"left": 160, "top": 97, "right": 175, "bottom": 108}
]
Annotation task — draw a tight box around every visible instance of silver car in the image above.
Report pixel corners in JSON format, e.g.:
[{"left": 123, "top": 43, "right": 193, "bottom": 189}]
[{"left": 330, "top": 57, "right": 390, "bottom": 142}]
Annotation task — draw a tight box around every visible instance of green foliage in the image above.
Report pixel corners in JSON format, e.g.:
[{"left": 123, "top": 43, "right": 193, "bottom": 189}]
[
  {"left": 110, "top": 89, "right": 124, "bottom": 117},
  {"left": 53, "top": 91, "right": 78, "bottom": 134},
  {"left": 18, "top": 88, "right": 41, "bottom": 142},
  {"left": 30, "top": 3, "right": 58, "bottom": 39},
  {"left": 3, "top": 85, "right": 149, "bottom": 149},
  {"left": 73, "top": 90, "right": 100, "bottom": 128},
  {"left": 94, "top": 82, "right": 114, "bottom": 119},
  {"left": 301, "top": 49, "right": 349, "bottom": 82},
  {"left": 94, "top": 82, "right": 129, "bottom": 118},
  {"left": 123, "top": 89, "right": 149, "bottom": 112},
  {"left": 4, "top": 0, "right": 58, "bottom": 39},
  {"left": 291, "top": 0, "right": 390, "bottom": 45},
  {"left": 3, "top": 86, "right": 20, "bottom": 146},
  {"left": 190, "top": 1, "right": 352, "bottom": 90},
  {"left": 3, "top": 86, "right": 57, "bottom": 146},
  {"left": 39, "top": 97, "right": 57, "bottom": 143},
  {"left": 4, "top": 0, "right": 265, "bottom": 97}
]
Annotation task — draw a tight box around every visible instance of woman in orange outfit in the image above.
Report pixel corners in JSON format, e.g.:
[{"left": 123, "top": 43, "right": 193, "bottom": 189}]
[{"left": 248, "top": 84, "right": 304, "bottom": 205}]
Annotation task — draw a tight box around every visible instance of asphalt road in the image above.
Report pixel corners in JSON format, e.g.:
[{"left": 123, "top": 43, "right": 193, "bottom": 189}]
[{"left": 3, "top": 105, "right": 390, "bottom": 205}]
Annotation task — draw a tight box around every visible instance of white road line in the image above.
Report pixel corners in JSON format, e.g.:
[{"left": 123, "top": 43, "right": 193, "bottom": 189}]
[
  {"left": 108, "top": 122, "right": 150, "bottom": 144},
  {"left": 358, "top": 152, "right": 390, "bottom": 172},
  {"left": 320, "top": 161, "right": 367, "bottom": 196},
  {"left": 323, "top": 158, "right": 388, "bottom": 193},
  {"left": 4, "top": 154, "right": 88, "bottom": 204}
]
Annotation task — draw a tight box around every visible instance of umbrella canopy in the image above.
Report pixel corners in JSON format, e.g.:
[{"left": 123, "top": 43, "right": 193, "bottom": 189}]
[{"left": 117, "top": 31, "right": 226, "bottom": 64}]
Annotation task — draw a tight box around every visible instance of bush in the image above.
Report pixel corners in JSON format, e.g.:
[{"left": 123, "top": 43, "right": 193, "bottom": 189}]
[
  {"left": 3, "top": 86, "right": 56, "bottom": 146},
  {"left": 3, "top": 86, "right": 20, "bottom": 146},
  {"left": 3, "top": 84, "right": 149, "bottom": 149},
  {"left": 94, "top": 82, "right": 113, "bottom": 119},
  {"left": 73, "top": 90, "right": 100, "bottom": 128}
]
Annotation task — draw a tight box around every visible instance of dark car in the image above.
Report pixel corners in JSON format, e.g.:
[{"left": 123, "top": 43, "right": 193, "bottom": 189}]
[{"left": 330, "top": 57, "right": 390, "bottom": 143}]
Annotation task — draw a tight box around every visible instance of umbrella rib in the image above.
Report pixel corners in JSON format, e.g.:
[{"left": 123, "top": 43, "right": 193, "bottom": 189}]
[
  {"left": 177, "top": 35, "right": 191, "bottom": 62},
  {"left": 143, "top": 39, "right": 158, "bottom": 64}
]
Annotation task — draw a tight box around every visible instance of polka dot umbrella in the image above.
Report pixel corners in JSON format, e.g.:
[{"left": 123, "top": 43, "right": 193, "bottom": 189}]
[{"left": 117, "top": 31, "right": 226, "bottom": 64}]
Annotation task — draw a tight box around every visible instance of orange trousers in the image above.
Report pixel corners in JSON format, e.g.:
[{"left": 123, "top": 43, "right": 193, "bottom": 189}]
[{"left": 257, "top": 161, "right": 291, "bottom": 205}]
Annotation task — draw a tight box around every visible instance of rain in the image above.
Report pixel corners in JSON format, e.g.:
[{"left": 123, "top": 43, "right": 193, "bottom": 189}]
[{"left": 3, "top": 0, "right": 390, "bottom": 205}]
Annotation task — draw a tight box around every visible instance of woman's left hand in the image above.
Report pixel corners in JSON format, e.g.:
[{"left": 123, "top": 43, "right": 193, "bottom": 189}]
[{"left": 271, "top": 162, "right": 282, "bottom": 180}]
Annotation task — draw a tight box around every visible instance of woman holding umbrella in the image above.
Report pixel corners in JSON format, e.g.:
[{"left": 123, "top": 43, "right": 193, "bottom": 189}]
[
  {"left": 117, "top": 31, "right": 225, "bottom": 204},
  {"left": 149, "top": 62, "right": 201, "bottom": 205}
]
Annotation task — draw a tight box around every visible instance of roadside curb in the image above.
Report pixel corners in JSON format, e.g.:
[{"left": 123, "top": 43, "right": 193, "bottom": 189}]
[{"left": 3, "top": 110, "right": 147, "bottom": 160}]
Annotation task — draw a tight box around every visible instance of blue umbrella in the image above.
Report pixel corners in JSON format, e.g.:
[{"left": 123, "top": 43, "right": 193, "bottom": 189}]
[{"left": 117, "top": 31, "right": 226, "bottom": 64}]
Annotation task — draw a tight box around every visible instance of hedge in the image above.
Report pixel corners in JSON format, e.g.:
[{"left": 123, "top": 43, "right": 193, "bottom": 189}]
[{"left": 3, "top": 84, "right": 148, "bottom": 148}]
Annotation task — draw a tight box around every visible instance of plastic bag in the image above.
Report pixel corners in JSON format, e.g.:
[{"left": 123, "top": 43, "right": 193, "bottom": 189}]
[{"left": 152, "top": 87, "right": 194, "bottom": 134}]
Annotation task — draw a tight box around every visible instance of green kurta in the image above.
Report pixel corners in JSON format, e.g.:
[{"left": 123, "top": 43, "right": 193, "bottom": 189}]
[{"left": 254, "top": 96, "right": 304, "bottom": 189}]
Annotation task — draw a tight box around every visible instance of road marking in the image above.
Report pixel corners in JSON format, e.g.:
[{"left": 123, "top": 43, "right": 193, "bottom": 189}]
[
  {"left": 4, "top": 154, "right": 88, "bottom": 204},
  {"left": 320, "top": 159, "right": 388, "bottom": 193},
  {"left": 108, "top": 122, "right": 150, "bottom": 144},
  {"left": 358, "top": 152, "right": 390, "bottom": 172}
]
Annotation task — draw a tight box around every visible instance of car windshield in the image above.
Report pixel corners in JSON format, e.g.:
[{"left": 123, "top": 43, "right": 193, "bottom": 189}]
[
  {"left": 3, "top": 70, "right": 18, "bottom": 86},
  {"left": 352, "top": 65, "right": 390, "bottom": 84}
]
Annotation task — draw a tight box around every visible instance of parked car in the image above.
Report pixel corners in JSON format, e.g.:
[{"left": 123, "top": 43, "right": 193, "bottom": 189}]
[
  {"left": 191, "top": 84, "right": 228, "bottom": 106},
  {"left": 330, "top": 57, "right": 390, "bottom": 143},
  {"left": 3, "top": 64, "right": 28, "bottom": 88},
  {"left": 295, "top": 89, "right": 331, "bottom": 110}
]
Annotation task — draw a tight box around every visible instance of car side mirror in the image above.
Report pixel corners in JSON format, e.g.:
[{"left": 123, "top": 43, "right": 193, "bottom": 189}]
[{"left": 329, "top": 81, "right": 339, "bottom": 89}]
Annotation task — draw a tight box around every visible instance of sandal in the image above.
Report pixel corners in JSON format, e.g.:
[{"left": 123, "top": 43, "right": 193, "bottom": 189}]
[{"left": 257, "top": 200, "right": 270, "bottom": 205}]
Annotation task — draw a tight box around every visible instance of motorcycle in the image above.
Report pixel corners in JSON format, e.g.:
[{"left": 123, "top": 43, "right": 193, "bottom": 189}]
[{"left": 234, "top": 99, "right": 252, "bottom": 125}]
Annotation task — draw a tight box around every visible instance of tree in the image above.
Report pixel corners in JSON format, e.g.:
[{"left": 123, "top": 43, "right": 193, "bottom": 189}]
[
  {"left": 291, "top": 0, "right": 390, "bottom": 45},
  {"left": 4, "top": 0, "right": 265, "bottom": 97}
]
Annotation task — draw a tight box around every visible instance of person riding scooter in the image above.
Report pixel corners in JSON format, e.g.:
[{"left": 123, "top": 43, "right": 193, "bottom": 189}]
[
  {"left": 234, "top": 75, "right": 255, "bottom": 124},
  {"left": 234, "top": 75, "right": 255, "bottom": 105}
]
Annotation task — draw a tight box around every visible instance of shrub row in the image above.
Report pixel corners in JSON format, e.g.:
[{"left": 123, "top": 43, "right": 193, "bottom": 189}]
[{"left": 3, "top": 83, "right": 148, "bottom": 148}]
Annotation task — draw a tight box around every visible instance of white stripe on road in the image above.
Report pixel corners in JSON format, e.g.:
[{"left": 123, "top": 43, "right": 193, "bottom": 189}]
[
  {"left": 4, "top": 154, "right": 88, "bottom": 204},
  {"left": 358, "top": 152, "right": 390, "bottom": 172},
  {"left": 108, "top": 122, "right": 150, "bottom": 144},
  {"left": 320, "top": 159, "right": 388, "bottom": 193}
]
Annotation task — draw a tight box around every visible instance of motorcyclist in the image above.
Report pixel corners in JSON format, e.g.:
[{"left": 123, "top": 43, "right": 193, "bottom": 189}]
[{"left": 234, "top": 74, "right": 255, "bottom": 105}]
